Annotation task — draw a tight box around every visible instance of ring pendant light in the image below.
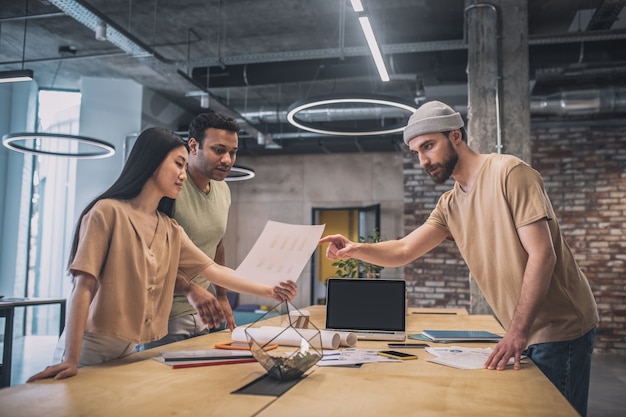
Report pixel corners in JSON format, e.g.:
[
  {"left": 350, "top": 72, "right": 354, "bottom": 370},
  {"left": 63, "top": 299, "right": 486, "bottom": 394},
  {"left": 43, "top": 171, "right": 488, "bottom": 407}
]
[
  {"left": 2, "top": 132, "right": 116, "bottom": 159},
  {"left": 287, "top": 95, "right": 417, "bottom": 136},
  {"left": 226, "top": 166, "right": 255, "bottom": 182}
]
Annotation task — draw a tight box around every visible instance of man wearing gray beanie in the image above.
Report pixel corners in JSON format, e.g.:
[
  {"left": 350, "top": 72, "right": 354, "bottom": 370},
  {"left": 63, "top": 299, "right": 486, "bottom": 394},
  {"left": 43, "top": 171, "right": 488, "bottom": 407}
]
[{"left": 320, "top": 100, "right": 598, "bottom": 417}]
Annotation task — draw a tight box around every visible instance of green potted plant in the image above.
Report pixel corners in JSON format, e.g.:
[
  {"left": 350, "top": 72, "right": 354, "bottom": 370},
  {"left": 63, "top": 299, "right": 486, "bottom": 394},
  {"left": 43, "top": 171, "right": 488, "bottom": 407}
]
[{"left": 332, "top": 229, "right": 384, "bottom": 278}]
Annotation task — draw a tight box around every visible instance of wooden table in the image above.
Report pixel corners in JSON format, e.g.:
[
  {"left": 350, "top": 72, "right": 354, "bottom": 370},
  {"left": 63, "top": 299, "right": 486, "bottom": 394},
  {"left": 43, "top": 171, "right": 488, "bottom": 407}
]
[
  {"left": 0, "top": 297, "right": 66, "bottom": 387},
  {"left": 0, "top": 305, "right": 578, "bottom": 416}
]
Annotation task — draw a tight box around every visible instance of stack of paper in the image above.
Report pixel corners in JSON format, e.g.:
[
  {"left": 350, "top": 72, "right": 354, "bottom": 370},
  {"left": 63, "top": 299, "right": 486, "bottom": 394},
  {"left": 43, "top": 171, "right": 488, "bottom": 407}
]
[
  {"left": 316, "top": 349, "right": 401, "bottom": 367},
  {"left": 155, "top": 350, "right": 256, "bottom": 369},
  {"left": 425, "top": 346, "right": 514, "bottom": 370}
]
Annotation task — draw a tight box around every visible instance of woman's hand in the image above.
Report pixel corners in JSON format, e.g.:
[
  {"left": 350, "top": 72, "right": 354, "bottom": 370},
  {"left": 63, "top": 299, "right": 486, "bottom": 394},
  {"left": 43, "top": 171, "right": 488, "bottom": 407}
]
[
  {"left": 271, "top": 280, "right": 298, "bottom": 302},
  {"left": 27, "top": 360, "right": 79, "bottom": 382}
]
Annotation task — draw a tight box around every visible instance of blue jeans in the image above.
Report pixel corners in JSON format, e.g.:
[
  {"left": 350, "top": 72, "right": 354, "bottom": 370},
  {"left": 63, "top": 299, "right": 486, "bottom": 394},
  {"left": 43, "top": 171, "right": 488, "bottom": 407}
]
[{"left": 524, "top": 327, "right": 596, "bottom": 417}]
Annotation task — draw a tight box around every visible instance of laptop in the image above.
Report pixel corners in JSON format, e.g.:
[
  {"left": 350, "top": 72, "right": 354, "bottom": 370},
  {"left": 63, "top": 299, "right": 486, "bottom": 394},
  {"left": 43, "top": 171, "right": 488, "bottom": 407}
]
[{"left": 325, "top": 278, "right": 406, "bottom": 341}]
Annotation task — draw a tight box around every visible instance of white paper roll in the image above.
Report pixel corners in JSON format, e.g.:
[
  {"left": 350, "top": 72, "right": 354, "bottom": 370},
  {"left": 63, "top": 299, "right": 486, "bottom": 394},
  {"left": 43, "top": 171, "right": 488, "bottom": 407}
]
[
  {"left": 231, "top": 326, "right": 355, "bottom": 350},
  {"left": 336, "top": 331, "right": 358, "bottom": 347}
]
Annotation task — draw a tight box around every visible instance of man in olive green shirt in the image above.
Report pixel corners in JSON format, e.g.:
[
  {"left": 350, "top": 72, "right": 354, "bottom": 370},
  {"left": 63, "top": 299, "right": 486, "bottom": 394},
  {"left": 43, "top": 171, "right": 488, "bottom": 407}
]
[{"left": 144, "top": 111, "right": 240, "bottom": 348}]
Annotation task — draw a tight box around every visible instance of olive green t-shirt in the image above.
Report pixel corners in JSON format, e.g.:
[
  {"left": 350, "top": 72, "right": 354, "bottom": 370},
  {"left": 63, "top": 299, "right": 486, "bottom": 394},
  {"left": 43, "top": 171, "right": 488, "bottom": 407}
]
[
  {"left": 426, "top": 153, "right": 598, "bottom": 346},
  {"left": 169, "top": 178, "right": 231, "bottom": 319}
]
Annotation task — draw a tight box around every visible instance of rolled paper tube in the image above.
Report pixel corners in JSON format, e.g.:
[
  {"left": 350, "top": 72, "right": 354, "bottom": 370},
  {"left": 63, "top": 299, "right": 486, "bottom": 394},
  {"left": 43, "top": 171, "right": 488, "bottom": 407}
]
[
  {"left": 232, "top": 326, "right": 349, "bottom": 350},
  {"left": 336, "top": 331, "right": 358, "bottom": 347},
  {"left": 288, "top": 310, "right": 311, "bottom": 329}
]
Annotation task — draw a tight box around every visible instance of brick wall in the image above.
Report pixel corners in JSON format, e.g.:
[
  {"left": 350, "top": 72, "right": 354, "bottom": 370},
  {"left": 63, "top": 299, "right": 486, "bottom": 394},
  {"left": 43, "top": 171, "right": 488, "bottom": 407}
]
[
  {"left": 403, "top": 162, "right": 470, "bottom": 309},
  {"left": 532, "top": 124, "right": 626, "bottom": 353},
  {"left": 402, "top": 124, "right": 626, "bottom": 353}
]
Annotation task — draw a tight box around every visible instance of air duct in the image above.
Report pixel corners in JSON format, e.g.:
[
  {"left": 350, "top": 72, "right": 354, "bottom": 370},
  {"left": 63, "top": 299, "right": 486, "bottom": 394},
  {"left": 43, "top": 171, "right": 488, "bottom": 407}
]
[
  {"left": 530, "top": 86, "right": 626, "bottom": 116},
  {"left": 241, "top": 106, "right": 412, "bottom": 125},
  {"left": 241, "top": 87, "right": 626, "bottom": 129}
]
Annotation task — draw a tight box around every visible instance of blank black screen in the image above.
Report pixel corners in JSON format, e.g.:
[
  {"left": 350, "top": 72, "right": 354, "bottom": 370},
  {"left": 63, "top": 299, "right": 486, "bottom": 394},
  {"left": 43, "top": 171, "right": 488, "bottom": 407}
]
[{"left": 325, "top": 279, "right": 406, "bottom": 331}]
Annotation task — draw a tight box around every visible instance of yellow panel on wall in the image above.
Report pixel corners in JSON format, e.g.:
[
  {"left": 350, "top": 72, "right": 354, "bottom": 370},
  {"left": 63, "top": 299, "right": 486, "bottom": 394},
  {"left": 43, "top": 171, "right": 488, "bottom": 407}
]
[{"left": 316, "top": 209, "right": 358, "bottom": 284}]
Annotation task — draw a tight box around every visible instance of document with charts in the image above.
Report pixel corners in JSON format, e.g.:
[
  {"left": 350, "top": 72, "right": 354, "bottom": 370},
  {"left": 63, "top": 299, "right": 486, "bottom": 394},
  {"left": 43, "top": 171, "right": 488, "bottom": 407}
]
[{"left": 234, "top": 220, "right": 325, "bottom": 286}]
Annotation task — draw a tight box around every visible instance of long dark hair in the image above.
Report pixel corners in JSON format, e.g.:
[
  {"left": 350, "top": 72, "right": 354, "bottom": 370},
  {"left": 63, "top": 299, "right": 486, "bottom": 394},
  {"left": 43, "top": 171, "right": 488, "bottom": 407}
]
[{"left": 68, "top": 127, "right": 186, "bottom": 268}]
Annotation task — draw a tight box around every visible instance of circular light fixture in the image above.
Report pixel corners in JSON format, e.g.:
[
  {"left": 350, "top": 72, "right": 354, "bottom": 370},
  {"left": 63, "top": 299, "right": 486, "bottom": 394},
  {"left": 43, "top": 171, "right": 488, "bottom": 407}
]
[
  {"left": 2, "top": 132, "right": 115, "bottom": 159},
  {"left": 226, "top": 166, "right": 255, "bottom": 182},
  {"left": 286, "top": 94, "right": 417, "bottom": 136}
]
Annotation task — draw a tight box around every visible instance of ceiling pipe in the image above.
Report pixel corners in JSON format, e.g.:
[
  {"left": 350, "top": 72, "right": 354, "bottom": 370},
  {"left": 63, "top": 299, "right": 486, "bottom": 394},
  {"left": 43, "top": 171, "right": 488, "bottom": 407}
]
[
  {"left": 187, "top": 29, "right": 626, "bottom": 69},
  {"left": 584, "top": 0, "right": 625, "bottom": 31},
  {"left": 239, "top": 87, "right": 626, "bottom": 136},
  {"left": 241, "top": 106, "right": 411, "bottom": 124},
  {"left": 530, "top": 86, "right": 626, "bottom": 116},
  {"left": 19, "top": 0, "right": 626, "bottom": 145},
  {"left": 0, "top": 12, "right": 66, "bottom": 22}
]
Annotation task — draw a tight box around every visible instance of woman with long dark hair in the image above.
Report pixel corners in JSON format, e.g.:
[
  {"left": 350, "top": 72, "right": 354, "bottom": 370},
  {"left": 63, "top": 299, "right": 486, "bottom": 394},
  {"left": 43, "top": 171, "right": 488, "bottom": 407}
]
[{"left": 28, "top": 127, "right": 297, "bottom": 381}]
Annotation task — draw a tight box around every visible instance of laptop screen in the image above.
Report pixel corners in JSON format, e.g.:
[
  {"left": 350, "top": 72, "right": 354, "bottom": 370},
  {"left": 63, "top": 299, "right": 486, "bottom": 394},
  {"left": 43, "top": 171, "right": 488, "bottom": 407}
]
[{"left": 325, "top": 278, "right": 406, "bottom": 332}]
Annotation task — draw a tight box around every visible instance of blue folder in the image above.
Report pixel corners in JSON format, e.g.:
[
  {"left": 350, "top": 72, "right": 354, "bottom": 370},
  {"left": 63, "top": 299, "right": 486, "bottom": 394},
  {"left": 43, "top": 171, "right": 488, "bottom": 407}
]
[{"left": 420, "top": 330, "right": 503, "bottom": 342}]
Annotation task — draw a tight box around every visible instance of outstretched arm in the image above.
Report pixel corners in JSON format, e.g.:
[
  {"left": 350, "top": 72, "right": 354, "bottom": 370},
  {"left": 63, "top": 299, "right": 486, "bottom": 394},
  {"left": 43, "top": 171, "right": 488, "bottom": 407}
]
[
  {"left": 197, "top": 263, "right": 297, "bottom": 303},
  {"left": 484, "top": 219, "right": 556, "bottom": 371},
  {"left": 28, "top": 273, "right": 96, "bottom": 382},
  {"left": 319, "top": 224, "right": 447, "bottom": 267}
]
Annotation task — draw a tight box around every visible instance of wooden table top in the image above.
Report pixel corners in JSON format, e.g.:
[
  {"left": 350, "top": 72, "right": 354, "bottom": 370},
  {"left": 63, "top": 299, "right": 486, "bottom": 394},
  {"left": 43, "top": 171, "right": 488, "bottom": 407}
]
[{"left": 0, "top": 305, "right": 577, "bottom": 417}]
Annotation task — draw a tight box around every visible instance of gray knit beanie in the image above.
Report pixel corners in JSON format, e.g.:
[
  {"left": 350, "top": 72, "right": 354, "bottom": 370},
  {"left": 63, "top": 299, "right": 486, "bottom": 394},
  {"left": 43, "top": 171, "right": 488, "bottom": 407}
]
[{"left": 403, "top": 101, "right": 464, "bottom": 145}]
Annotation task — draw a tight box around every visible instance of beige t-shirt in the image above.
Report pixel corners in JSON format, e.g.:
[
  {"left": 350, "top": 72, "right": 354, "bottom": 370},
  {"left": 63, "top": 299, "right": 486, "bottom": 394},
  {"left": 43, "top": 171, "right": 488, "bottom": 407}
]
[
  {"left": 169, "top": 178, "right": 231, "bottom": 319},
  {"left": 426, "top": 153, "right": 598, "bottom": 346},
  {"left": 70, "top": 199, "right": 214, "bottom": 343}
]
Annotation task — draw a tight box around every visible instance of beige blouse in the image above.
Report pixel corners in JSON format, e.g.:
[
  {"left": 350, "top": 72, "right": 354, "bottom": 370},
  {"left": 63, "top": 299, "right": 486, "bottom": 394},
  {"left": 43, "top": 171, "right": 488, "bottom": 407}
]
[{"left": 70, "top": 199, "right": 214, "bottom": 343}]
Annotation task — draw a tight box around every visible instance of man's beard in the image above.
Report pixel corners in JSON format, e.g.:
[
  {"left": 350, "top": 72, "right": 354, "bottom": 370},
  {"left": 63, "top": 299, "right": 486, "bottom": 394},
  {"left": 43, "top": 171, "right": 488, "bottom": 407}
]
[{"left": 425, "top": 143, "right": 458, "bottom": 184}]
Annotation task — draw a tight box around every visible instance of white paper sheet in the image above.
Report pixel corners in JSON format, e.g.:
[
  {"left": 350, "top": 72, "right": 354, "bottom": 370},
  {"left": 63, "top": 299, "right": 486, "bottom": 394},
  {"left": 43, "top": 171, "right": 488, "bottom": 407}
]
[
  {"left": 425, "top": 346, "right": 517, "bottom": 370},
  {"left": 316, "top": 348, "right": 400, "bottom": 366},
  {"left": 234, "top": 220, "right": 326, "bottom": 285}
]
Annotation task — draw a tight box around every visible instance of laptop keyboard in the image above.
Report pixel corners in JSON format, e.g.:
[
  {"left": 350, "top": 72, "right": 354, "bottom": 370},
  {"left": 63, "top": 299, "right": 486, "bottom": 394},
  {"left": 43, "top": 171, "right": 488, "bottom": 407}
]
[{"left": 328, "top": 328, "right": 405, "bottom": 341}]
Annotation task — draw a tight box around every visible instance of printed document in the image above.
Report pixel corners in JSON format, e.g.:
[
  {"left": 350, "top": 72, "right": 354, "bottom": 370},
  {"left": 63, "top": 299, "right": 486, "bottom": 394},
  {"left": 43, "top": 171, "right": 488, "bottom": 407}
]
[
  {"left": 425, "top": 346, "right": 516, "bottom": 370},
  {"left": 317, "top": 349, "right": 401, "bottom": 366},
  {"left": 234, "top": 221, "right": 325, "bottom": 285}
]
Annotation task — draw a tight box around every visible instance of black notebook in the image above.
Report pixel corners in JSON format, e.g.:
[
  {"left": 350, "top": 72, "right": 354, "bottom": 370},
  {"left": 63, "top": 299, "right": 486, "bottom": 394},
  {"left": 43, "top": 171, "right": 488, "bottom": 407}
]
[{"left": 421, "top": 330, "right": 503, "bottom": 342}]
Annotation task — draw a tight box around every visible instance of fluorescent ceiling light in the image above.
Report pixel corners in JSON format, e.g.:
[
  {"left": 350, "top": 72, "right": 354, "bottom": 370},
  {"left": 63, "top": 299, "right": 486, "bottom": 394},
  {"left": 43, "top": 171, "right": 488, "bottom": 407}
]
[
  {"left": 0, "top": 69, "right": 34, "bottom": 83},
  {"left": 358, "top": 16, "right": 390, "bottom": 82},
  {"left": 350, "top": 0, "right": 364, "bottom": 12}
]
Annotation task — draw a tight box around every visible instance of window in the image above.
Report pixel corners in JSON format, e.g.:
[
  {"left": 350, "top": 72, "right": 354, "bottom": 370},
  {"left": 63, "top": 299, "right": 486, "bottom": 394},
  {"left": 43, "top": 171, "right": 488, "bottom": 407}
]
[{"left": 20, "top": 90, "right": 80, "bottom": 335}]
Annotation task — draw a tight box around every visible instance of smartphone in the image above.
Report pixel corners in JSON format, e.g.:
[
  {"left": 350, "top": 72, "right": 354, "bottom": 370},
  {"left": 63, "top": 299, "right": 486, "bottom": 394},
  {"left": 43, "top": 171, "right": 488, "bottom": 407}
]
[
  {"left": 387, "top": 343, "right": 429, "bottom": 349},
  {"left": 377, "top": 350, "right": 418, "bottom": 360}
]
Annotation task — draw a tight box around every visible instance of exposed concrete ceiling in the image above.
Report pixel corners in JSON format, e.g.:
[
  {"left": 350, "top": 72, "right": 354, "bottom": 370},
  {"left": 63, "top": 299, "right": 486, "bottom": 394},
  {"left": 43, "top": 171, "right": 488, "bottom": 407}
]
[{"left": 1, "top": 0, "right": 625, "bottom": 155}]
